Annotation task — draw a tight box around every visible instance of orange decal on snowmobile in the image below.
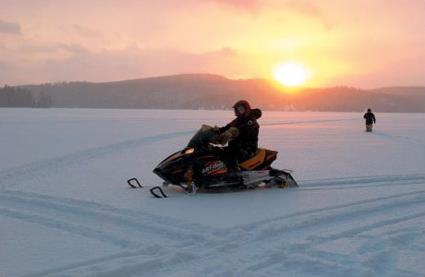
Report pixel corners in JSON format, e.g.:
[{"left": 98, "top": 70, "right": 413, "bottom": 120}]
[{"left": 240, "top": 148, "right": 266, "bottom": 170}]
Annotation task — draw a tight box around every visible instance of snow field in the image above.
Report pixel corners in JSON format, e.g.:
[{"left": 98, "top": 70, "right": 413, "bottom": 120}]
[{"left": 0, "top": 108, "right": 424, "bottom": 277}]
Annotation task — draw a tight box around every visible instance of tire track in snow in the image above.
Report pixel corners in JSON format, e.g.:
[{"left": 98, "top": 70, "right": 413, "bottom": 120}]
[
  {"left": 0, "top": 130, "right": 193, "bottom": 189},
  {"left": 228, "top": 189, "right": 425, "bottom": 276},
  {"left": 0, "top": 190, "right": 213, "bottom": 249},
  {"left": 371, "top": 131, "right": 425, "bottom": 145},
  {"left": 301, "top": 174, "right": 425, "bottom": 188},
  {"left": 215, "top": 190, "right": 425, "bottom": 251},
  {"left": 176, "top": 189, "right": 425, "bottom": 275},
  {"left": 153, "top": 190, "right": 425, "bottom": 277},
  {"left": 9, "top": 175, "right": 424, "bottom": 276},
  {"left": 0, "top": 190, "right": 224, "bottom": 277},
  {"left": 262, "top": 118, "right": 358, "bottom": 127},
  {"left": 299, "top": 174, "right": 425, "bottom": 191},
  {"left": 309, "top": 210, "right": 425, "bottom": 244},
  {"left": 0, "top": 207, "right": 135, "bottom": 249},
  {"left": 123, "top": 197, "right": 425, "bottom": 277},
  {"left": 3, "top": 174, "right": 424, "bottom": 275},
  {"left": 229, "top": 189, "right": 425, "bottom": 235},
  {"left": 21, "top": 247, "right": 166, "bottom": 277},
  {"left": 40, "top": 188, "right": 425, "bottom": 277},
  {"left": 0, "top": 189, "right": 201, "bottom": 232},
  {"left": 243, "top": 209, "right": 425, "bottom": 276},
  {"left": 0, "top": 190, "right": 227, "bottom": 277}
]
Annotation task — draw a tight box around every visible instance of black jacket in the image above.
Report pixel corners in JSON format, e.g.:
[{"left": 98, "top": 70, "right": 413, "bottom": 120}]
[
  {"left": 363, "top": 112, "right": 376, "bottom": 124},
  {"left": 220, "top": 114, "right": 259, "bottom": 153}
]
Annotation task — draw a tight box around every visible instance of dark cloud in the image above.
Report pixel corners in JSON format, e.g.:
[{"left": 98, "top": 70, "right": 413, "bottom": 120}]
[{"left": 0, "top": 19, "right": 21, "bottom": 34}]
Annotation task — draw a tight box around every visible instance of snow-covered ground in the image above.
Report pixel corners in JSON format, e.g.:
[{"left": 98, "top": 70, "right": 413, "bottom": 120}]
[{"left": 1, "top": 108, "right": 424, "bottom": 277}]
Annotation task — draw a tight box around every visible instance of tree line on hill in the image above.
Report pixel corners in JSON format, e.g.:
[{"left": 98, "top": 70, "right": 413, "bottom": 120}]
[
  {"left": 0, "top": 85, "right": 52, "bottom": 107},
  {"left": 2, "top": 74, "right": 424, "bottom": 112}
]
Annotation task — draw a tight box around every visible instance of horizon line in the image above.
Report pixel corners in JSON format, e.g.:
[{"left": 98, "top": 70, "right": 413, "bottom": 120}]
[{"left": 3, "top": 73, "right": 425, "bottom": 90}]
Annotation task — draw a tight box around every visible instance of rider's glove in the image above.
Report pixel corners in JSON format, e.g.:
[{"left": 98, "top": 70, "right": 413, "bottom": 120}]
[{"left": 213, "top": 127, "right": 239, "bottom": 145}]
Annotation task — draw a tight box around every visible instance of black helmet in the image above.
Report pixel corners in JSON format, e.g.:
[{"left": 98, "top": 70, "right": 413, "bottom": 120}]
[{"left": 232, "top": 100, "right": 251, "bottom": 117}]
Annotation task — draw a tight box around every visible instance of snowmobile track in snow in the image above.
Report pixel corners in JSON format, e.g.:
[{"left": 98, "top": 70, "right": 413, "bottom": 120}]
[
  {"left": 0, "top": 190, "right": 213, "bottom": 249},
  {"left": 2, "top": 174, "right": 424, "bottom": 277},
  {"left": 300, "top": 174, "right": 425, "bottom": 191},
  {"left": 1, "top": 113, "right": 424, "bottom": 276},
  {"left": 0, "top": 130, "right": 194, "bottom": 189},
  {"left": 23, "top": 190, "right": 424, "bottom": 277}
]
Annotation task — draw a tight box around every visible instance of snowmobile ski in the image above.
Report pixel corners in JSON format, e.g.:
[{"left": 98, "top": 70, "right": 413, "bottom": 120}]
[
  {"left": 150, "top": 186, "right": 168, "bottom": 198},
  {"left": 127, "top": 177, "right": 143, "bottom": 189}
]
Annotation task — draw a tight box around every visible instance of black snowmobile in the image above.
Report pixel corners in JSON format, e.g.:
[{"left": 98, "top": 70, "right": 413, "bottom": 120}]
[{"left": 153, "top": 120, "right": 298, "bottom": 194}]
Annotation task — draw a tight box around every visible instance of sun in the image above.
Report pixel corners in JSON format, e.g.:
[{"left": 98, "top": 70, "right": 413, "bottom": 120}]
[{"left": 274, "top": 62, "right": 310, "bottom": 87}]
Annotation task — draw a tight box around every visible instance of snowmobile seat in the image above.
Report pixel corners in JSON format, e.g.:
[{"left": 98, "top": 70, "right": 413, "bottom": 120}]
[{"left": 239, "top": 148, "right": 267, "bottom": 170}]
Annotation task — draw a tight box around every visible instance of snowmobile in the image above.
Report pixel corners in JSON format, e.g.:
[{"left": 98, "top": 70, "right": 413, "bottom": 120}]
[{"left": 153, "top": 121, "right": 298, "bottom": 194}]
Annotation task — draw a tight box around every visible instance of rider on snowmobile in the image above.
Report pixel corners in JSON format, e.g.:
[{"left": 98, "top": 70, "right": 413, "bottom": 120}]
[
  {"left": 152, "top": 100, "right": 299, "bottom": 194},
  {"left": 214, "top": 100, "right": 260, "bottom": 171}
]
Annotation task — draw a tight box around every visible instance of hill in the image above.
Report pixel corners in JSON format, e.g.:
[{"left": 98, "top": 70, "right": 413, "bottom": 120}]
[{"left": 20, "top": 74, "right": 425, "bottom": 112}]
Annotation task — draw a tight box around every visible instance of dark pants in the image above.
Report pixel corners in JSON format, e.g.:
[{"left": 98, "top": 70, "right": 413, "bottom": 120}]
[
  {"left": 221, "top": 145, "right": 256, "bottom": 171},
  {"left": 366, "top": 124, "right": 373, "bottom": 132}
]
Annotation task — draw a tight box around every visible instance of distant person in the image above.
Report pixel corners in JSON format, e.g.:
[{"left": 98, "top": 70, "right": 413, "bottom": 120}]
[{"left": 363, "top": 108, "right": 376, "bottom": 132}]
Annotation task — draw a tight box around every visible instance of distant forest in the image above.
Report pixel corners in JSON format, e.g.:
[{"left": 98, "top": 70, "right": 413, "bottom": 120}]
[
  {"left": 0, "top": 86, "right": 52, "bottom": 107},
  {"left": 2, "top": 74, "right": 424, "bottom": 112}
]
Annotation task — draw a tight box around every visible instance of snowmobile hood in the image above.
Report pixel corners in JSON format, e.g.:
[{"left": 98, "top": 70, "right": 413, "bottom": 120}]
[{"left": 153, "top": 148, "right": 195, "bottom": 185}]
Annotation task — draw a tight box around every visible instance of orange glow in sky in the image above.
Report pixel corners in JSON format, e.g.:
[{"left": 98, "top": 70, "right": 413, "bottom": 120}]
[{"left": 0, "top": 0, "right": 424, "bottom": 87}]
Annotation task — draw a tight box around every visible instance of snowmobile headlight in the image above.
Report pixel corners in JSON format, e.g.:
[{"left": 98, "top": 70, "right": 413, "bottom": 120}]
[{"left": 183, "top": 147, "right": 195, "bottom": 154}]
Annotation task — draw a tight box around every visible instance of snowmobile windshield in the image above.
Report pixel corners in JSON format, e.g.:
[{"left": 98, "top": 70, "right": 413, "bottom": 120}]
[{"left": 187, "top": 125, "right": 217, "bottom": 149}]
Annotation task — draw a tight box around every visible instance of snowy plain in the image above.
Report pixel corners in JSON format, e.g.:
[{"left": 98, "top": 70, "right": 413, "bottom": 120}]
[{"left": 0, "top": 108, "right": 424, "bottom": 277}]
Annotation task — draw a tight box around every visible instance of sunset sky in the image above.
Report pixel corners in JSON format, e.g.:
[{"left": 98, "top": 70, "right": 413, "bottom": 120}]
[{"left": 1, "top": 0, "right": 424, "bottom": 87}]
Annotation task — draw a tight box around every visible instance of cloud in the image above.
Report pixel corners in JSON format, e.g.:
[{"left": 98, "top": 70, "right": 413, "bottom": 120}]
[
  {"left": 207, "top": 0, "right": 333, "bottom": 29},
  {"left": 56, "top": 43, "right": 88, "bottom": 54},
  {"left": 0, "top": 61, "right": 19, "bottom": 85},
  {"left": 19, "top": 42, "right": 88, "bottom": 54},
  {"left": 0, "top": 46, "right": 240, "bottom": 85},
  {"left": 208, "top": 0, "right": 263, "bottom": 12},
  {"left": 212, "top": 47, "right": 238, "bottom": 57},
  {"left": 284, "top": 1, "right": 334, "bottom": 30},
  {"left": 72, "top": 25, "right": 100, "bottom": 38},
  {"left": 0, "top": 20, "right": 21, "bottom": 34}
]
